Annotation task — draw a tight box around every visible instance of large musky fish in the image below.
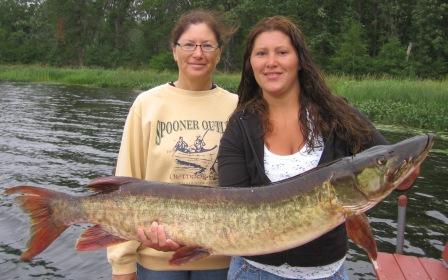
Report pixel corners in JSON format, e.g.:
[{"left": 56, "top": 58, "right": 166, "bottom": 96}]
[{"left": 5, "top": 134, "right": 433, "bottom": 265}]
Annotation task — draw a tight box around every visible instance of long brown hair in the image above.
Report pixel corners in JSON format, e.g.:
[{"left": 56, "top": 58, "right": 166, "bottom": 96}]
[{"left": 237, "top": 16, "right": 372, "bottom": 153}]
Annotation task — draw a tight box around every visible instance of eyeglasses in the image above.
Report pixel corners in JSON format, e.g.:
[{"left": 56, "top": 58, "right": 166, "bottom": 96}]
[{"left": 175, "top": 42, "right": 220, "bottom": 52}]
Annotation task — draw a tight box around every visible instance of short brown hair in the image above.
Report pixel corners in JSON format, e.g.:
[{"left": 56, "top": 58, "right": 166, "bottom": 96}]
[{"left": 170, "top": 9, "right": 236, "bottom": 48}]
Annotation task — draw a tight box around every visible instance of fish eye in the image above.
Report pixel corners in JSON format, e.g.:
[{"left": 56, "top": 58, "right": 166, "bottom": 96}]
[{"left": 376, "top": 156, "right": 387, "bottom": 165}]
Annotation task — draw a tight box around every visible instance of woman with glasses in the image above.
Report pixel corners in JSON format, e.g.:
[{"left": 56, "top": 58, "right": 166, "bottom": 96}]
[{"left": 109, "top": 9, "right": 237, "bottom": 280}]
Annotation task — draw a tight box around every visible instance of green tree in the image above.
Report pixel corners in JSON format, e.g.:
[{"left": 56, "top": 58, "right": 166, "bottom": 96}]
[
  {"left": 331, "top": 19, "right": 371, "bottom": 75},
  {"left": 354, "top": 0, "right": 416, "bottom": 57},
  {"left": 39, "top": 0, "right": 105, "bottom": 66},
  {"left": 410, "top": 0, "right": 448, "bottom": 77},
  {"left": 0, "top": 0, "right": 446, "bottom": 77},
  {"left": 373, "top": 36, "right": 407, "bottom": 76},
  {"left": 0, "top": 0, "right": 46, "bottom": 63},
  {"left": 295, "top": 0, "right": 351, "bottom": 70}
]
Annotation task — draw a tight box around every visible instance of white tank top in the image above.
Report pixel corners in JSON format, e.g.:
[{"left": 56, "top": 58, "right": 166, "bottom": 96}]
[{"left": 244, "top": 139, "right": 346, "bottom": 279}]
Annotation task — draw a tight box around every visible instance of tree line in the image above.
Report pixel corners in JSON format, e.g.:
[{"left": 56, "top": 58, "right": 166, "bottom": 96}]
[{"left": 0, "top": 0, "right": 446, "bottom": 78}]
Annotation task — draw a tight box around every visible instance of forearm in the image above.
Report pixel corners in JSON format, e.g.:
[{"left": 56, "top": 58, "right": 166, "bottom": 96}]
[{"left": 107, "top": 241, "right": 140, "bottom": 276}]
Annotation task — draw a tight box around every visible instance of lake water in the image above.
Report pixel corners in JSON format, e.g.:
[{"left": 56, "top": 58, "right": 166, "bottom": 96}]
[{"left": 0, "top": 82, "right": 446, "bottom": 280}]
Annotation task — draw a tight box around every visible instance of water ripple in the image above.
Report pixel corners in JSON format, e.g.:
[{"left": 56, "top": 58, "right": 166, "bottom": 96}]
[{"left": 0, "top": 82, "right": 446, "bottom": 279}]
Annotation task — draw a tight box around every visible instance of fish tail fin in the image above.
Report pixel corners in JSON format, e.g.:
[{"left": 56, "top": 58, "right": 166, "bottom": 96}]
[{"left": 5, "top": 186, "right": 69, "bottom": 261}]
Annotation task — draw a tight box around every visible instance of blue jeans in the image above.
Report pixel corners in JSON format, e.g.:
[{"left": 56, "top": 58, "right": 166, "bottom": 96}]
[
  {"left": 227, "top": 257, "right": 349, "bottom": 280},
  {"left": 137, "top": 264, "right": 228, "bottom": 280}
]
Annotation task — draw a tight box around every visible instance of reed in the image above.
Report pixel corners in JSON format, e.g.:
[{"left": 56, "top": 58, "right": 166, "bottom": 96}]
[
  {"left": 1, "top": 65, "right": 446, "bottom": 131},
  {"left": 0, "top": 65, "right": 178, "bottom": 89},
  {"left": 0, "top": 65, "right": 241, "bottom": 90},
  {"left": 328, "top": 76, "right": 448, "bottom": 132}
]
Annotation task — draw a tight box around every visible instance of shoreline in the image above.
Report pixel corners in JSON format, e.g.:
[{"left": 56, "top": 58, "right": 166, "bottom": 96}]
[{"left": 1, "top": 64, "right": 446, "bottom": 132}]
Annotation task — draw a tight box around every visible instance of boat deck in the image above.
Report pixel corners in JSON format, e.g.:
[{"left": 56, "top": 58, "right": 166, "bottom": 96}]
[
  {"left": 373, "top": 194, "right": 447, "bottom": 279},
  {"left": 375, "top": 252, "right": 447, "bottom": 280}
]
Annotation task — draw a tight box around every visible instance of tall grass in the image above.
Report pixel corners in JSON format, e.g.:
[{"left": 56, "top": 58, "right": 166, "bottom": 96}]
[
  {"left": 1, "top": 65, "right": 446, "bottom": 131},
  {"left": 328, "top": 76, "right": 448, "bottom": 132},
  {"left": 0, "top": 65, "right": 179, "bottom": 89},
  {"left": 0, "top": 64, "right": 241, "bottom": 90}
]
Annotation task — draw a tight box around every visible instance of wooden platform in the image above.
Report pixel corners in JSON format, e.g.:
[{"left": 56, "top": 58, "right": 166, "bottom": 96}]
[{"left": 375, "top": 252, "right": 447, "bottom": 280}]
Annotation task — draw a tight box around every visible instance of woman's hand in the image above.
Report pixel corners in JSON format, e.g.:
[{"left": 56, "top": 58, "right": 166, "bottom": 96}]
[{"left": 137, "top": 221, "right": 182, "bottom": 252}]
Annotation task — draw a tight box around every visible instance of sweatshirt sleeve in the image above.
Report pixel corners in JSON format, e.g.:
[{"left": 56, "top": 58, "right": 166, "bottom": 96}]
[
  {"left": 107, "top": 241, "right": 141, "bottom": 275},
  {"left": 218, "top": 115, "right": 251, "bottom": 188},
  {"left": 108, "top": 100, "right": 145, "bottom": 275},
  {"left": 114, "top": 101, "right": 146, "bottom": 179}
]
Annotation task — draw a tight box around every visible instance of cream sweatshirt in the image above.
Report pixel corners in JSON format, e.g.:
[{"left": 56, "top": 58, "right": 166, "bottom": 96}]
[{"left": 109, "top": 83, "right": 238, "bottom": 275}]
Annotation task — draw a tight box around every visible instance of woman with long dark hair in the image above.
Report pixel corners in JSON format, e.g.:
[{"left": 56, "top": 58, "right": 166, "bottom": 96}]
[{"left": 218, "top": 16, "right": 387, "bottom": 280}]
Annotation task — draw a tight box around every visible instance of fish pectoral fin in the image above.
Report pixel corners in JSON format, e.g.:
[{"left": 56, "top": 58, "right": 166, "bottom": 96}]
[
  {"left": 346, "top": 213, "right": 378, "bottom": 261},
  {"left": 169, "top": 246, "right": 211, "bottom": 266},
  {"left": 76, "top": 225, "right": 127, "bottom": 251}
]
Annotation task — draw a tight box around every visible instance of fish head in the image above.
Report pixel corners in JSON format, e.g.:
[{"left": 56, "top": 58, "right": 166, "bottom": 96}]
[{"left": 353, "top": 134, "right": 434, "bottom": 201}]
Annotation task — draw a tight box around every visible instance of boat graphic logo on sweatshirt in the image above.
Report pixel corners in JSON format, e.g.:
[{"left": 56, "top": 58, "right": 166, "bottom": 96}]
[{"left": 155, "top": 120, "right": 228, "bottom": 186}]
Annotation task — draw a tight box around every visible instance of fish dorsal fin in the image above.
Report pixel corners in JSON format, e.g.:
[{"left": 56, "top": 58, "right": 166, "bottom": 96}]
[
  {"left": 76, "top": 225, "right": 127, "bottom": 251},
  {"left": 169, "top": 246, "right": 211, "bottom": 265},
  {"left": 87, "top": 176, "right": 144, "bottom": 194}
]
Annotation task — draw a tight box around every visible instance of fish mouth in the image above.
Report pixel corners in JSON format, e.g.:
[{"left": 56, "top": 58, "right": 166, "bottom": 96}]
[
  {"left": 387, "top": 134, "right": 434, "bottom": 186},
  {"left": 417, "top": 133, "right": 434, "bottom": 162}
]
